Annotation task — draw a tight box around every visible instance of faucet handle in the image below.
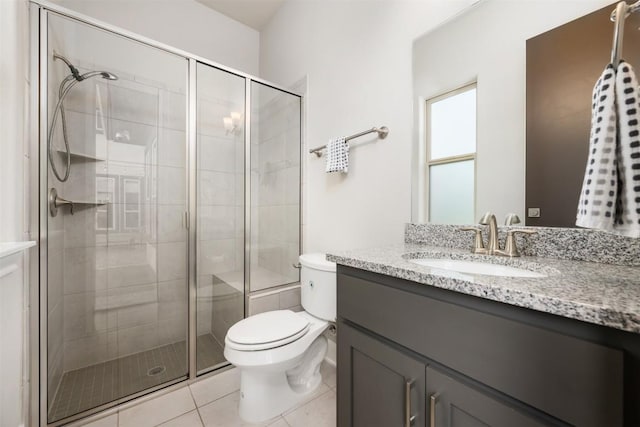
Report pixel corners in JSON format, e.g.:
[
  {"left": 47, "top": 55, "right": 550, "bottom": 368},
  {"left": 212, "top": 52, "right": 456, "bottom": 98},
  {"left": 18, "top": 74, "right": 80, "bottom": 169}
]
[
  {"left": 502, "top": 229, "right": 537, "bottom": 257},
  {"left": 478, "top": 212, "right": 494, "bottom": 225},
  {"left": 459, "top": 226, "right": 487, "bottom": 254},
  {"left": 49, "top": 188, "right": 74, "bottom": 217},
  {"left": 504, "top": 213, "right": 521, "bottom": 225}
]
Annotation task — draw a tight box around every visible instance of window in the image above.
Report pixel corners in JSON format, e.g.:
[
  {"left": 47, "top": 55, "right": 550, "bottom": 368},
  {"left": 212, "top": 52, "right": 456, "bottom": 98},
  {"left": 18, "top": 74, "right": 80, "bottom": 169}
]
[
  {"left": 123, "top": 178, "right": 142, "bottom": 229},
  {"left": 425, "top": 83, "right": 476, "bottom": 224},
  {"left": 96, "top": 176, "right": 116, "bottom": 231}
]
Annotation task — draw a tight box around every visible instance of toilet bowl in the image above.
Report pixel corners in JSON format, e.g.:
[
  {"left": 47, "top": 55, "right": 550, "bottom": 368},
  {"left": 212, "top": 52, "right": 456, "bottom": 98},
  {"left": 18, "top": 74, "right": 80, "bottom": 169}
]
[{"left": 224, "top": 253, "right": 336, "bottom": 423}]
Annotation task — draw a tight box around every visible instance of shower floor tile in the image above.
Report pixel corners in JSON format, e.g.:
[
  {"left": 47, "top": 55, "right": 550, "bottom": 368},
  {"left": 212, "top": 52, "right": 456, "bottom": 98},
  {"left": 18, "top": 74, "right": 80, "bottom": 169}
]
[
  {"left": 196, "top": 333, "right": 226, "bottom": 373},
  {"left": 49, "top": 334, "right": 225, "bottom": 423}
]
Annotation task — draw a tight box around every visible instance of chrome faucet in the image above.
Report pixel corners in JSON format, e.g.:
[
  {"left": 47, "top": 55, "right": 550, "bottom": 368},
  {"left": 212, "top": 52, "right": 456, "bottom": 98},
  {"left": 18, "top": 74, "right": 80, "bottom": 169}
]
[
  {"left": 479, "top": 212, "right": 500, "bottom": 255},
  {"left": 460, "top": 212, "right": 537, "bottom": 257}
]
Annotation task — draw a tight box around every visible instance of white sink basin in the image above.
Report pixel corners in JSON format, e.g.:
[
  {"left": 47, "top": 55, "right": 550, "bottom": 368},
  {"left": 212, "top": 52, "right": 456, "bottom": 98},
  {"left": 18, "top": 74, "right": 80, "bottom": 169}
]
[{"left": 409, "top": 258, "right": 547, "bottom": 278}]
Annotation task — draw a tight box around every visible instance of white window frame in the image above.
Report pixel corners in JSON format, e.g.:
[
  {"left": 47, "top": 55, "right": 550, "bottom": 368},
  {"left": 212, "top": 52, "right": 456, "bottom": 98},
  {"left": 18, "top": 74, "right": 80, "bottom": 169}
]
[
  {"left": 424, "top": 82, "right": 477, "bottom": 223},
  {"left": 122, "top": 178, "right": 142, "bottom": 230}
]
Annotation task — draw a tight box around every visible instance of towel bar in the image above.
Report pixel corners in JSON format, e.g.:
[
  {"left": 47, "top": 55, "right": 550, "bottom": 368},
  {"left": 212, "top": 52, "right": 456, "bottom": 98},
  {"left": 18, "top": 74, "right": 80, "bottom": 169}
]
[{"left": 309, "top": 126, "right": 389, "bottom": 157}]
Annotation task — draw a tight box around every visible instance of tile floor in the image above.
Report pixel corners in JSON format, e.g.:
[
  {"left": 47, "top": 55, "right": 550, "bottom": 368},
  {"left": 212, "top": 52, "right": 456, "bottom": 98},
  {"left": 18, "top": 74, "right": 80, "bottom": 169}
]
[{"left": 73, "top": 362, "right": 337, "bottom": 427}]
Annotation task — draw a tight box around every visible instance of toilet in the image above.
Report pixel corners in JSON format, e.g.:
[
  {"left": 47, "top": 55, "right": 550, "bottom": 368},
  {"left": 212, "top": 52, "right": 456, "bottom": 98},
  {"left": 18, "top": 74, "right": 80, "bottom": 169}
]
[{"left": 223, "top": 253, "right": 336, "bottom": 423}]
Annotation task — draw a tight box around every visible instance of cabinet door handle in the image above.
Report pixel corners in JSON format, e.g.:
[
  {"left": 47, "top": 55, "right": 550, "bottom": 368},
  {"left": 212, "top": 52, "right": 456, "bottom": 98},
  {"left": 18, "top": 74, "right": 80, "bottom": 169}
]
[
  {"left": 405, "top": 379, "right": 416, "bottom": 427},
  {"left": 429, "top": 393, "right": 440, "bottom": 427}
]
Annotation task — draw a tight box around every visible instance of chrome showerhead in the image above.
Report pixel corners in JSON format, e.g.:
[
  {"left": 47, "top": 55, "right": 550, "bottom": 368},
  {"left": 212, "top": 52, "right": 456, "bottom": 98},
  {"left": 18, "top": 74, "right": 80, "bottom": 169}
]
[
  {"left": 78, "top": 70, "right": 119, "bottom": 81},
  {"left": 100, "top": 71, "right": 118, "bottom": 81}
]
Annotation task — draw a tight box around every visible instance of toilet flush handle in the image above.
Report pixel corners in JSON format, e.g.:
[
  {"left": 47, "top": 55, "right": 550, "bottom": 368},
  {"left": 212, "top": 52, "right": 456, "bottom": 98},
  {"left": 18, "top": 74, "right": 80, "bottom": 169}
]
[{"left": 292, "top": 262, "right": 301, "bottom": 269}]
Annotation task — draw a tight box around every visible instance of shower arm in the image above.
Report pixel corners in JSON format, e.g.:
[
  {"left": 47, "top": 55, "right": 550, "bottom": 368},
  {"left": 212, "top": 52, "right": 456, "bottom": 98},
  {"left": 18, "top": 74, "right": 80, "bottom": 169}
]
[{"left": 54, "top": 52, "right": 82, "bottom": 81}]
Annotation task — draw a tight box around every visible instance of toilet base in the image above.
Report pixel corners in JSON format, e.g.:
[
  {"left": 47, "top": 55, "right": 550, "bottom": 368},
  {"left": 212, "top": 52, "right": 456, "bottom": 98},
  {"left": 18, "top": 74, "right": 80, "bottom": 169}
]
[{"left": 238, "top": 336, "right": 327, "bottom": 423}]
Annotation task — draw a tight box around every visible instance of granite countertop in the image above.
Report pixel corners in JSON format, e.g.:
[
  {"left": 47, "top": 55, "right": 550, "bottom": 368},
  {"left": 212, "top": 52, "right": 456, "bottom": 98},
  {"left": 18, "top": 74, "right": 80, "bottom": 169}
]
[{"left": 327, "top": 244, "right": 640, "bottom": 334}]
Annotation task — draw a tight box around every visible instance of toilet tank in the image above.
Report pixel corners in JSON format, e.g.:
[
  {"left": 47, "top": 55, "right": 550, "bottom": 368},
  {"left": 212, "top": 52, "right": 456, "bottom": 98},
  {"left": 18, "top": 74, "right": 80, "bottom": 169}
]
[{"left": 299, "top": 253, "right": 336, "bottom": 322}]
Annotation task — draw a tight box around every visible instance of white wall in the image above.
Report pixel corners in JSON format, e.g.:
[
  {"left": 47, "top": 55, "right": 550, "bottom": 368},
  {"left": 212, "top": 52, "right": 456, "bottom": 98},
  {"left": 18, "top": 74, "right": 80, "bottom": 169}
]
[
  {"left": 412, "top": 0, "right": 613, "bottom": 223},
  {"left": 0, "top": 0, "right": 31, "bottom": 425},
  {"left": 1, "top": 0, "right": 29, "bottom": 243},
  {"left": 260, "top": 0, "right": 478, "bottom": 253},
  {"left": 54, "top": 0, "right": 260, "bottom": 75}
]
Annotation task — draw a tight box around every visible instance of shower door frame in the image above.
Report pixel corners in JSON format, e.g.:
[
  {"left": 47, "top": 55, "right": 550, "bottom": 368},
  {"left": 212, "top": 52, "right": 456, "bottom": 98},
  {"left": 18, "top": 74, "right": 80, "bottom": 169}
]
[{"left": 29, "top": 1, "right": 303, "bottom": 425}]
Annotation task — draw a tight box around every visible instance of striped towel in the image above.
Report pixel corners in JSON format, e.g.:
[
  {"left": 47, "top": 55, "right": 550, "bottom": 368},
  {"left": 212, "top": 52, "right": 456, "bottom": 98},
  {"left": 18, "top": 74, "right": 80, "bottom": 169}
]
[
  {"left": 325, "top": 137, "right": 349, "bottom": 173},
  {"left": 576, "top": 64, "right": 618, "bottom": 232},
  {"left": 576, "top": 61, "right": 640, "bottom": 237},
  {"left": 613, "top": 62, "right": 640, "bottom": 237}
]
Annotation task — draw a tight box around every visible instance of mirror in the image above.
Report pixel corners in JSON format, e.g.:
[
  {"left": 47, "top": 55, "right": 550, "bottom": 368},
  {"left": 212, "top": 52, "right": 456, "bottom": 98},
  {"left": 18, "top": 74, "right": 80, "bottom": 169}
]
[{"left": 411, "top": 0, "right": 638, "bottom": 227}]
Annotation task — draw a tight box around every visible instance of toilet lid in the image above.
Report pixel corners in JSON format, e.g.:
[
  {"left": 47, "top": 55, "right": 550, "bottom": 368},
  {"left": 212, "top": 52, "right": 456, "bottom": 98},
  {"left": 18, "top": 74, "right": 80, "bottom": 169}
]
[
  {"left": 299, "top": 253, "right": 336, "bottom": 272},
  {"left": 227, "top": 310, "right": 310, "bottom": 349}
]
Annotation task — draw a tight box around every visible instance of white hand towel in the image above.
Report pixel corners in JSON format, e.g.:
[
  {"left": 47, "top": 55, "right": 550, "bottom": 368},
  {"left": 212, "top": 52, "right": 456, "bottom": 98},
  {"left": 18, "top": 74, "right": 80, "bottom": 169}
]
[
  {"left": 325, "top": 137, "right": 349, "bottom": 173},
  {"left": 576, "top": 65, "right": 618, "bottom": 231},
  {"left": 613, "top": 62, "right": 640, "bottom": 237}
]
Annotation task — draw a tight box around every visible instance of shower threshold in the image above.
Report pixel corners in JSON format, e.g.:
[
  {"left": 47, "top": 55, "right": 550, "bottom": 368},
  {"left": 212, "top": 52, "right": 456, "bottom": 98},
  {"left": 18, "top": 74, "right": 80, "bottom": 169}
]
[{"left": 48, "top": 334, "right": 225, "bottom": 423}]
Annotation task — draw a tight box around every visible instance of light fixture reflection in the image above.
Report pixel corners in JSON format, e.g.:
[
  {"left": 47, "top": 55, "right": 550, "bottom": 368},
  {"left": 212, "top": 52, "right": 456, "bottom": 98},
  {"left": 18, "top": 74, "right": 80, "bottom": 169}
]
[{"left": 223, "top": 111, "right": 242, "bottom": 135}]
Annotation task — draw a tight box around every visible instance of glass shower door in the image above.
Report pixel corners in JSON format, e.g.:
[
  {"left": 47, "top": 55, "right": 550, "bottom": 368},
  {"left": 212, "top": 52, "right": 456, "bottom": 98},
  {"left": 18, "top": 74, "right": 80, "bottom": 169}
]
[
  {"left": 45, "top": 12, "right": 189, "bottom": 423},
  {"left": 250, "top": 82, "right": 302, "bottom": 293},
  {"left": 195, "top": 63, "right": 246, "bottom": 374}
]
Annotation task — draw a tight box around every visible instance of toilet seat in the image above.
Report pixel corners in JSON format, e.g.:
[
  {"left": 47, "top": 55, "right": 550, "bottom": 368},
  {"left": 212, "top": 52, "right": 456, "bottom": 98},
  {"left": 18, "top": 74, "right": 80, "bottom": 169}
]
[{"left": 226, "top": 310, "right": 310, "bottom": 351}]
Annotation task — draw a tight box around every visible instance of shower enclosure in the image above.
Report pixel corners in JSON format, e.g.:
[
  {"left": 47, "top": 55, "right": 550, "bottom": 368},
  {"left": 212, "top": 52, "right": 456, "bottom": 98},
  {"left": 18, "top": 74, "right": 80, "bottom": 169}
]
[{"left": 32, "top": 3, "right": 302, "bottom": 425}]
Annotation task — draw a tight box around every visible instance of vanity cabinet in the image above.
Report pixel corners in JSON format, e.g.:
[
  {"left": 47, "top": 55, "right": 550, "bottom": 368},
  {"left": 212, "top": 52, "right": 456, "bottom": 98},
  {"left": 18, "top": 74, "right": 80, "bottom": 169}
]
[
  {"left": 337, "top": 266, "right": 640, "bottom": 427},
  {"left": 425, "top": 366, "right": 547, "bottom": 427},
  {"left": 339, "top": 322, "right": 425, "bottom": 426},
  {"left": 338, "top": 321, "right": 545, "bottom": 427}
]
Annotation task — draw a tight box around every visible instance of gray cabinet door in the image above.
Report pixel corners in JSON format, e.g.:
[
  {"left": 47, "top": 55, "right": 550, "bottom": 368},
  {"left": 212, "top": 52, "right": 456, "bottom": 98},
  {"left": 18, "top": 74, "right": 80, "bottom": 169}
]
[
  {"left": 426, "top": 366, "right": 548, "bottom": 427},
  {"left": 338, "top": 321, "right": 426, "bottom": 427}
]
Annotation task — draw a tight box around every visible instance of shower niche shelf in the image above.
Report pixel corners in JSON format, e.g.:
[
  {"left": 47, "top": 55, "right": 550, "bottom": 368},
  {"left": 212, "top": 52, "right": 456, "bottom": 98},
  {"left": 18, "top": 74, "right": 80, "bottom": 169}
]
[
  {"left": 51, "top": 199, "right": 108, "bottom": 216},
  {"left": 73, "top": 200, "right": 109, "bottom": 205},
  {"left": 49, "top": 188, "right": 109, "bottom": 217},
  {"left": 55, "top": 148, "right": 106, "bottom": 162}
]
